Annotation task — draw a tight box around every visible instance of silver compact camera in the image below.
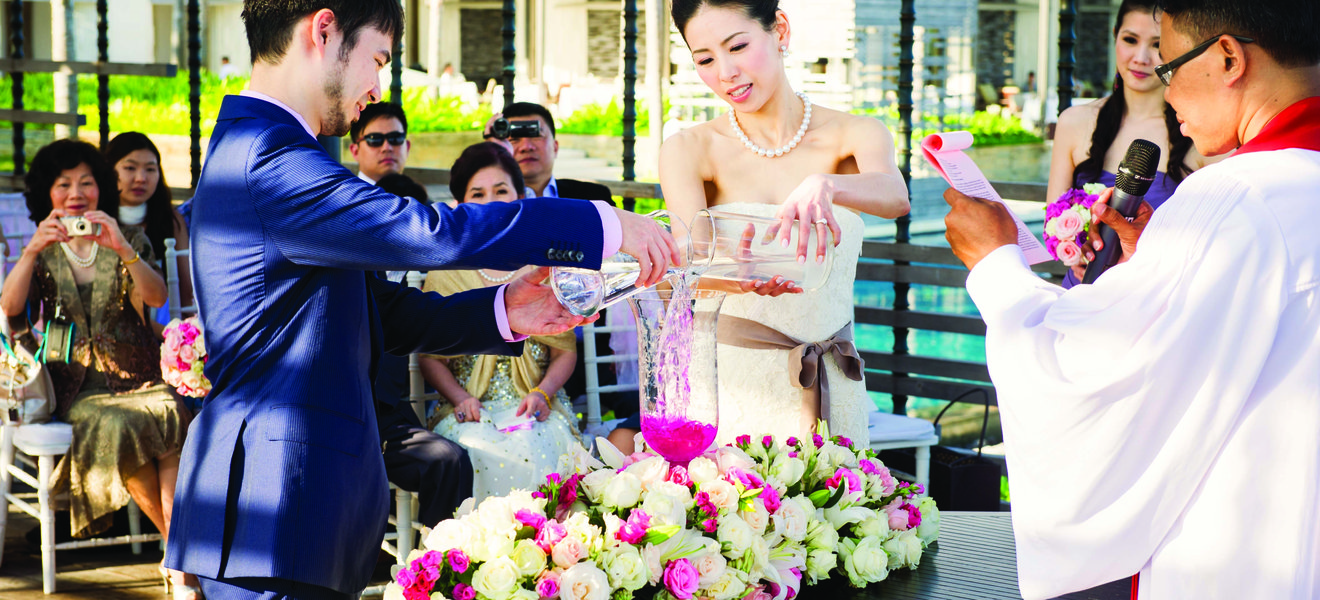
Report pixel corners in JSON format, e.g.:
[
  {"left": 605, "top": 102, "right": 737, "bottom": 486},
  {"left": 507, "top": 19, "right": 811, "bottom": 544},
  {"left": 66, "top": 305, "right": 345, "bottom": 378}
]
[{"left": 59, "top": 216, "right": 101, "bottom": 237}]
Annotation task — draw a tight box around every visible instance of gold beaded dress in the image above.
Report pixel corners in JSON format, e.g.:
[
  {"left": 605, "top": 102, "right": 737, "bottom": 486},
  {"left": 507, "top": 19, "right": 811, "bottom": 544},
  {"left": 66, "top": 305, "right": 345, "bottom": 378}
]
[{"left": 422, "top": 270, "right": 583, "bottom": 501}]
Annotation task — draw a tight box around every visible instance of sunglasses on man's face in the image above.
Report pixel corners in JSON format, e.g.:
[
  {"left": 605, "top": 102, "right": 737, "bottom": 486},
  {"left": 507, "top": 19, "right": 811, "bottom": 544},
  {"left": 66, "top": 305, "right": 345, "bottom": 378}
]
[
  {"left": 360, "top": 131, "right": 407, "bottom": 147},
  {"left": 1154, "top": 34, "right": 1254, "bottom": 86}
]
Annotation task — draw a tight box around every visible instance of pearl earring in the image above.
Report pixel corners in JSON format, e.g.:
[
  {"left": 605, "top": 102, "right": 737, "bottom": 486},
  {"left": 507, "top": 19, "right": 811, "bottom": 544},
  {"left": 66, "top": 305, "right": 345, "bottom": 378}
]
[{"left": 780, "top": 45, "right": 788, "bottom": 57}]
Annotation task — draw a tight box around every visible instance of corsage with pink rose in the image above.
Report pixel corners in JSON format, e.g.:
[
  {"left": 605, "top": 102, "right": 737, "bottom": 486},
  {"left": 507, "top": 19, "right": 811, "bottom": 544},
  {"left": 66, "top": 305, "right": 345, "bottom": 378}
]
[
  {"left": 160, "top": 316, "right": 210, "bottom": 398},
  {"left": 385, "top": 422, "right": 939, "bottom": 600},
  {"left": 1044, "top": 183, "right": 1108, "bottom": 267}
]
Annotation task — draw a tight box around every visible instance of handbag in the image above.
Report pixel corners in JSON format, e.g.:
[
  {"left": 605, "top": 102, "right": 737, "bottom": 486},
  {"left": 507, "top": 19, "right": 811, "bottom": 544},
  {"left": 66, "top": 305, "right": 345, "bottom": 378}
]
[
  {"left": 879, "top": 389, "right": 1003, "bottom": 511},
  {"left": 1, "top": 331, "right": 54, "bottom": 425}
]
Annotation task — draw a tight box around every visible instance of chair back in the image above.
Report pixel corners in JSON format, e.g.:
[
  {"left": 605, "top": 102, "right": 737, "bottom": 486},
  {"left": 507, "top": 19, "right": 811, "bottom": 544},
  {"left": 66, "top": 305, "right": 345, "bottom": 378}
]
[
  {"left": 581, "top": 308, "right": 640, "bottom": 432},
  {"left": 405, "top": 271, "right": 442, "bottom": 423},
  {"left": 164, "top": 238, "right": 198, "bottom": 320}
]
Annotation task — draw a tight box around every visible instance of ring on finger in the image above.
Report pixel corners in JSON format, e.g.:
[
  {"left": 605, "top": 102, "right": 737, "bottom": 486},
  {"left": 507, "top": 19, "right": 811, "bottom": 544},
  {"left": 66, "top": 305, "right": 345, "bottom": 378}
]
[{"left": 814, "top": 218, "right": 828, "bottom": 225}]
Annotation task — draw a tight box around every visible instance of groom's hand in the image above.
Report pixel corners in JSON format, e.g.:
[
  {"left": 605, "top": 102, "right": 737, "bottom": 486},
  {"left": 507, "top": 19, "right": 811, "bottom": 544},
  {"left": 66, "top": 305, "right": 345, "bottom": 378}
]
[
  {"left": 505, "top": 267, "right": 599, "bottom": 336},
  {"left": 616, "top": 209, "right": 682, "bottom": 288}
]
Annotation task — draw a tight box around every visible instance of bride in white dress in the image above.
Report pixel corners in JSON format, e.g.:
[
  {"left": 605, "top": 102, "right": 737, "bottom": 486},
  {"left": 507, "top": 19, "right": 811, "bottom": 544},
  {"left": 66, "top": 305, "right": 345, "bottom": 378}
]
[{"left": 662, "top": 0, "right": 910, "bottom": 444}]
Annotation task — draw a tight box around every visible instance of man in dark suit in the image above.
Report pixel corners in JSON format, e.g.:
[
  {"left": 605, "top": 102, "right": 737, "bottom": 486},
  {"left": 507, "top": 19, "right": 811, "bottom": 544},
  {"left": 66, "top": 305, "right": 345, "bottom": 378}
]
[
  {"left": 485, "top": 102, "right": 617, "bottom": 204},
  {"left": 163, "top": 2, "right": 678, "bottom": 599}
]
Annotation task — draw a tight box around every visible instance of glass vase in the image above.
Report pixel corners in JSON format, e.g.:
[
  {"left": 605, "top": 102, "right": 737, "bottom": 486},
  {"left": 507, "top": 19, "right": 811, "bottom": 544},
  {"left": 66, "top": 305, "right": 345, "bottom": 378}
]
[{"left": 628, "top": 287, "right": 726, "bottom": 464}]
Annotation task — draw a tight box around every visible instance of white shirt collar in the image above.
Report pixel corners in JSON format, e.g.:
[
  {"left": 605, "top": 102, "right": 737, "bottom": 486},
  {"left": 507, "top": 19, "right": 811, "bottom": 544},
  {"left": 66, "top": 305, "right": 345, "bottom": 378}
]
[
  {"left": 240, "top": 90, "right": 316, "bottom": 138},
  {"left": 358, "top": 171, "right": 377, "bottom": 186},
  {"left": 525, "top": 176, "right": 559, "bottom": 199}
]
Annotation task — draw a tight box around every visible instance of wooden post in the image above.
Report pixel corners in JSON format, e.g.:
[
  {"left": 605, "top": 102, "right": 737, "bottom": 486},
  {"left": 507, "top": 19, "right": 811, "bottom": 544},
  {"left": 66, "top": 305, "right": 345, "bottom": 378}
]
[
  {"left": 97, "top": 0, "right": 109, "bottom": 149},
  {"left": 621, "top": 0, "right": 638, "bottom": 184},
  {"left": 892, "top": 0, "right": 916, "bottom": 416},
  {"left": 10, "top": 0, "right": 24, "bottom": 176},
  {"left": 427, "top": 0, "right": 443, "bottom": 79},
  {"left": 188, "top": 0, "right": 201, "bottom": 188},
  {"left": 1057, "top": 0, "right": 1076, "bottom": 114},
  {"left": 502, "top": 0, "right": 515, "bottom": 108}
]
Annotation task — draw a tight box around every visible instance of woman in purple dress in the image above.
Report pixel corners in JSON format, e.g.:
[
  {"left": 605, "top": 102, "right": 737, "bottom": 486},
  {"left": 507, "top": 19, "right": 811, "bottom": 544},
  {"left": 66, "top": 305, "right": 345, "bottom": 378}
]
[{"left": 1046, "top": 0, "right": 1218, "bottom": 287}]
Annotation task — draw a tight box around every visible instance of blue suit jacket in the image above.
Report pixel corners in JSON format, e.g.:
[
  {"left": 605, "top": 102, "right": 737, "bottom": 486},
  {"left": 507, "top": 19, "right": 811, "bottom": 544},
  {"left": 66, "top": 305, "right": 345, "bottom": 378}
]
[{"left": 164, "top": 95, "right": 603, "bottom": 592}]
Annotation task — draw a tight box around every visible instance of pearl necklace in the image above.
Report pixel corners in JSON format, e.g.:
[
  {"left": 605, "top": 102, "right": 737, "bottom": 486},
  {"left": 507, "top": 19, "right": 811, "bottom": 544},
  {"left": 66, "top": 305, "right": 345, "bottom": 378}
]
[
  {"left": 728, "top": 92, "right": 812, "bottom": 158},
  {"left": 477, "top": 269, "right": 516, "bottom": 283},
  {"left": 60, "top": 242, "right": 98, "bottom": 268}
]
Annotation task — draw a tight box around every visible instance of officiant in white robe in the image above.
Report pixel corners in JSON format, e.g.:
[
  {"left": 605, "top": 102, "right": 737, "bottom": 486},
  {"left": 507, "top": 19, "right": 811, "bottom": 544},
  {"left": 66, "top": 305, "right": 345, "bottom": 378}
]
[{"left": 941, "top": 2, "right": 1320, "bottom": 598}]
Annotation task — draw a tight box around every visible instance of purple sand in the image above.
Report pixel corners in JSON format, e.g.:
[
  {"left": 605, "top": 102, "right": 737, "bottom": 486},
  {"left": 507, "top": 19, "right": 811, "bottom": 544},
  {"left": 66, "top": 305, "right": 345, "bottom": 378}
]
[{"left": 642, "top": 414, "right": 717, "bottom": 463}]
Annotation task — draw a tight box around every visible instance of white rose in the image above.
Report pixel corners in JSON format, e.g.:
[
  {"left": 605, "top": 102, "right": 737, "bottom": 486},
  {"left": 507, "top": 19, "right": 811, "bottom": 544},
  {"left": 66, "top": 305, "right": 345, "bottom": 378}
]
[
  {"left": 771, "top": 497, "right": 811, "bottom": 542},
  {"left": 510, "top": 539, "right": 548, "bottom": 578},
  {"left": 559, "top": 561, "right": 611, "bottom": 600},
  {"left": 641, "top": 481, "right": 693, "bottom": 526},
  {"left": 627, "top": 455, "right": 670, "bottom": 490},
  {"left": 182, "top": 370, "right": 203, "bottom": 389},
  {"left": 768, "top": 453, "right": 806, "bottom": 487},
  {"left": 855, "top": 516, "right": 890, "bottom": 540},
  {"left": 552, "top": 535, "right": 588, "bottom": 569},
  {"left": 823, "top": 504, "right": 875, "bottom": 530},
  {"left": 914, "top": 497, "right": 940, "bottom": 546},
  {"left": 747, "top": 535, "right": 771, "bottom": 578},
  {"left": 805, "top": 518, "right": 839, "bottom": 551},
  {"left": 470, "top": 556, "right": 521, "bottom": 599},
  {"left": 842, "top": 537, "right": 890, "bottom": 586},
  {"left": 642, "top": 543, "right": 664, "bottom": 585},
  {"left": 739, "top": 499, "right": 770, "bottom": 536},
  {"left": 714, "top": 446, "right": 756, "bottom": 474},
  {"left": 700, "top": 480, "right": 740, "bottom": 515},
  {"left": 511, "top": 589, "right": 538, "bottom": 600},
  {"left": 383, "top": 585, "right": 407, "bottom": 600},
  {"left": 693, "top": 549, "right": 728, "bottom": 586},
  {"left": 563, "top": 512, "right": 603, "bottom": 551},
  {"left": 806, "top": 548, "right": 837, "bottom": 583},
  {"left": 882, "top": 530, "right": 925, "bottom": 570},
  {"left": 580, "top": 469, "right": 615, "bottom": 503},
  {"left": 505, "top": 489, "right": 542, "bottom": 514},
  {"left": 424, "top": 519, "right": 479, "bottom": 554},
  {"left": 705, "top": 568, "right": 750, "bottom": 600},
  {"left": 455, "top": 497, "right": 477, "bottom": 518},
  {"left": 716, "top": 514, "right": 755, "bottom": 558},
  {"left": 602, "top": 545, "right": 649, "bottom": 591},
  {"left": 477, "top": 532, "right": 516, "bottom": 565},
  {"left": 601, "top": 471, "right": 643, "bottom": 510},
  {"left": 687, "top": 456, "right": 720, "bottom": 484},
  {"left": 477, "top": 496, "right": 517, "bottom": 534}
]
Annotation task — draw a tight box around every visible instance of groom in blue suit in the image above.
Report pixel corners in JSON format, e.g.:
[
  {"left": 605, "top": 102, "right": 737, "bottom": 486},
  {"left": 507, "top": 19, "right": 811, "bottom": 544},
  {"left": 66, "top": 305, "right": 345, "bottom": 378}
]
[{"left": 163, "top": 2, "right": 678, "bottom": 598}]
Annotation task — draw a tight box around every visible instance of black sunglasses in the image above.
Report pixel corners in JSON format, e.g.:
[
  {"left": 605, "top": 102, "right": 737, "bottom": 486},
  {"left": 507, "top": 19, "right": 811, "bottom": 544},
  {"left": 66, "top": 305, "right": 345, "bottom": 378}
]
[
  {"left": 1154, "top": 34, "right": 1254, "bottom": 86},
  {"left": 360, "top": 131, "right": 407, "bottom": 147}
]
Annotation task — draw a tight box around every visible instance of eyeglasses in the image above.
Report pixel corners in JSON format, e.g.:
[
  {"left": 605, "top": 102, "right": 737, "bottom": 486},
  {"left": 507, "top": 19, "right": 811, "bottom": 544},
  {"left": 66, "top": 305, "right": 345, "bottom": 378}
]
[
  {"left": 360, "top": 131, "right": 407, "bottom": 147},
  {"left": 1154, "top": 34, "right": 1254, "bottom": 86}
]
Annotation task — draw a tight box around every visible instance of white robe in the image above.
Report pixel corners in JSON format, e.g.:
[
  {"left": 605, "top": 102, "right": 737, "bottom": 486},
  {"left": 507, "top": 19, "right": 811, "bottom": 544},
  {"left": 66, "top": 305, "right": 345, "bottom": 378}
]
[{"left": 965, "top": 148, "right": 1320, "bottom": 600}]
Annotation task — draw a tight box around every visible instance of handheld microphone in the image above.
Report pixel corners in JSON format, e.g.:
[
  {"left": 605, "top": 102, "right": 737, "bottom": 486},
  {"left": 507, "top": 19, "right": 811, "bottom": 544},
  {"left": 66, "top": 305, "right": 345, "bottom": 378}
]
[{"left": 1082, "top": 139, "right": 1161, "bottom": 284}]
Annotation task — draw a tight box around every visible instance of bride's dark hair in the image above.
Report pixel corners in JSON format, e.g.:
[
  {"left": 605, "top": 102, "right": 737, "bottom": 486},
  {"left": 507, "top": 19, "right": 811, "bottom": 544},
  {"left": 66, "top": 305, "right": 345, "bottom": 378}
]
[{"left": 672, "top": 0, "right": 779, "bottom": 38}]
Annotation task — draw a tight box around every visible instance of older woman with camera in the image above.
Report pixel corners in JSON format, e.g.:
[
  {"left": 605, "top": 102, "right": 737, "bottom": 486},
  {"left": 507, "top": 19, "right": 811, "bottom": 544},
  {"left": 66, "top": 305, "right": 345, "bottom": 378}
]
[{"left": 0, "top": 139, "right": 195, "bottom": 597}]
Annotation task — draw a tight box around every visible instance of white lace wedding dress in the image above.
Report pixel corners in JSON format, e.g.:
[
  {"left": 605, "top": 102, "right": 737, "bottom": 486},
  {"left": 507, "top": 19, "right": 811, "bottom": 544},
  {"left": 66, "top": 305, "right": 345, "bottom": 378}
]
[{"left": 713, "top": 202, "right": 871, "bottom": 445}]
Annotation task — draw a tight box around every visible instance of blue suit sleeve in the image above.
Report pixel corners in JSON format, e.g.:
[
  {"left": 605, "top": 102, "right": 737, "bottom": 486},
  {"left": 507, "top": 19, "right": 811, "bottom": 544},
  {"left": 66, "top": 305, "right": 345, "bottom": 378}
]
[
  {"left": 368, "top": 274, "right": 521, "bottom": 358},
  {"left": 244, "top": 124, "right": 605, "bottom": 273}
]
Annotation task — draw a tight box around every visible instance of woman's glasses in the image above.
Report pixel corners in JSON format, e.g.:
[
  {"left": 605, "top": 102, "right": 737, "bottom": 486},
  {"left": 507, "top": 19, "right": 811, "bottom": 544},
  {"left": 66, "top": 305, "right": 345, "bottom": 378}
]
[
  {"left": 361, "top": 131, "right": 407, "bottom": 147},
  {"left": 1155, "top": 34, "right": 1254, "bottom": 86}
]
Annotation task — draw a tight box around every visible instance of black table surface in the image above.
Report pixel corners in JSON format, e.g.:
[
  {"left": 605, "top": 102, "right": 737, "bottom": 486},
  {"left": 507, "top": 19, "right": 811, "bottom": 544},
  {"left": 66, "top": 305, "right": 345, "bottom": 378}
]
[{"left": 795, "top": 512, "right": 1131, "bottom": 600}]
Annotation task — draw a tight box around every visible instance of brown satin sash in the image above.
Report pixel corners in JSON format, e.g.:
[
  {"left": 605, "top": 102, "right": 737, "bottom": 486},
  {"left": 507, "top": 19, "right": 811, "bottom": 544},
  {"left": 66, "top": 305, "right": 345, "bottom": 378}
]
[{"left": 716, "top": 315, "right": 865, "bottom": 433}]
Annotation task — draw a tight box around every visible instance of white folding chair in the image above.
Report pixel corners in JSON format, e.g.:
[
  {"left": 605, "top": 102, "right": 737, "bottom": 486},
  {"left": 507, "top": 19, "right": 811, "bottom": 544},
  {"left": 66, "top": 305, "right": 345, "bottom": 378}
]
[
  {"left": 868, "top": 411, "right": 939, "bottom": 490},
  {"left": 0, "top": 317, "right": 161, "bottom": 593},
  {"left": 580, "top": 307, "right": 640, "bottom": 444},
  {"left": 164, "top": 238, "right": 198, "bottom": 320}
]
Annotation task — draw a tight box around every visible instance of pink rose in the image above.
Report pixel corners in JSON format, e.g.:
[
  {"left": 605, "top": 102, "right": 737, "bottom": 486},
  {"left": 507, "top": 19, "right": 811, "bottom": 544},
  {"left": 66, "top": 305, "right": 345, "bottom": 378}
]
[
  {"left": 516, "top": 509, "right": 547, "bottom": 531},
  {"left": 550, "top": 536, "right": 586, "bottom": 569},
  {"left": 1056, "top": 240, "right": 1084, "bottom": 267},
  {"left": 452, "top": 583, "right": 476, "bottom": 600},
  {"left": 663, "top": 558, "right": 700, "bottom": 600},
  {"left": 536, "top": 571, "right": 560, "bottom": 598},
  {"left": 163, "top": 332, "right": 182, "bottom": 355},
  {"left": 447, "top": 549, "right": 470, "bottom": 573},
  {"left": 888, "top": 506, "right": 912, "bottom": 531},
  {"left": 1052, "top": 209, "right": 1086, "bottom": 240},
  {"left": 179, "top": 344, "right": 198, "bottom": 365},
  {"left": 535, "top": 521, "right": 568, "bottom": 552}
]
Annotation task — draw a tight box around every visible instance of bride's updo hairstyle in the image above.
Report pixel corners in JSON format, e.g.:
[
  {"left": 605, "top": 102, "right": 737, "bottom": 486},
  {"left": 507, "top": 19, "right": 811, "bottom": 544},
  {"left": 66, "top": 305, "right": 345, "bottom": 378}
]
[{"left": 672, "top": 0, "right": 779, "bottom": 38}]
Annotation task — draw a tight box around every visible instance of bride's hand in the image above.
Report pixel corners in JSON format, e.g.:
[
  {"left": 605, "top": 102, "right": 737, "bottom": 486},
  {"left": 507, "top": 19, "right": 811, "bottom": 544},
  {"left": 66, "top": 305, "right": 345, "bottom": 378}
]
[
  {"left": 739, "top": 275, "right": 802, "bottom": 297},
  {"left": 773, "top": 174, "right": 843, "bottom": 265}
]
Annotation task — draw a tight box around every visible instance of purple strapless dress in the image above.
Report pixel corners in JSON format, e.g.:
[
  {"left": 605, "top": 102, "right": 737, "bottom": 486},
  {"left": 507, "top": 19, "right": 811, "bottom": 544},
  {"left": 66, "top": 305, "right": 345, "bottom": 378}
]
[{"left": 1061, "top": 170, "right": 1178, "bottom": 288}]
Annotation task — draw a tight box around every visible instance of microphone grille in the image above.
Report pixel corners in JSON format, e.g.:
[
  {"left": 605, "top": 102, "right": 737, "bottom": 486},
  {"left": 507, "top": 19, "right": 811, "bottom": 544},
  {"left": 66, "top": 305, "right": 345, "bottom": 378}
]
[{"left": 1115, "top": 139, "right": 1161, "bottom": 196}]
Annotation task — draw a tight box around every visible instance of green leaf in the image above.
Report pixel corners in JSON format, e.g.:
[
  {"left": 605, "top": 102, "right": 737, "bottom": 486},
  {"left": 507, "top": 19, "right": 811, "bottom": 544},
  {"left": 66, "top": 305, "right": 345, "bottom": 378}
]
[
  {"left": 821, "top": 482, "right": 849, "bottom": 509},
  {"left": 643, "top": 524, "right": 681, "bottom": 545},
  {"left": 808, "top": 489, "right": 831, "bottom": 508}
]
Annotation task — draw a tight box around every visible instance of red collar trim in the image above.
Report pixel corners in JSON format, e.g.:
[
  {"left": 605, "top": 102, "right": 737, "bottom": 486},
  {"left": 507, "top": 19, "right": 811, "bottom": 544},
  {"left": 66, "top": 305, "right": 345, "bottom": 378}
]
[{"left": 1235, "top": 96, "right": 1320, "bottom": 155}]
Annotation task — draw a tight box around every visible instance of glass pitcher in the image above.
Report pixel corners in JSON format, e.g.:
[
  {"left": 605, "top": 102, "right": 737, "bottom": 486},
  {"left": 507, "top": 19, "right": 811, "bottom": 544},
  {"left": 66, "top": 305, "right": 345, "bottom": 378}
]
[{"left": 689, "top": 207, "right": 834, "bottom": 292}]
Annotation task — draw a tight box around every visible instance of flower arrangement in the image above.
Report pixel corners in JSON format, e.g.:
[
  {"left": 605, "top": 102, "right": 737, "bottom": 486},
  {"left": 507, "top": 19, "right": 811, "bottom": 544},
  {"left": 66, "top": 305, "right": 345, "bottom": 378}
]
[
  {"left": 1043, "top": 183, "right": 1108, "bottom": 267},
  {"left": 160, "top": 316, "right": 210, "bottom": 398},
  {"left": 386, "top": 423, "right": 939, "bottom": 600}
]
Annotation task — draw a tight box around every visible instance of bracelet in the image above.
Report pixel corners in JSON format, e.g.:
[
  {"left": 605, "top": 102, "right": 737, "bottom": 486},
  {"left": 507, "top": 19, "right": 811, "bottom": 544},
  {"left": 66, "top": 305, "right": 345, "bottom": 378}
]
[
  {"left": 122, "top": 252, "right": 142, "bottom": 267},
  {"left": 529, "top": 387, "right": 550, "bottom": 404}
]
